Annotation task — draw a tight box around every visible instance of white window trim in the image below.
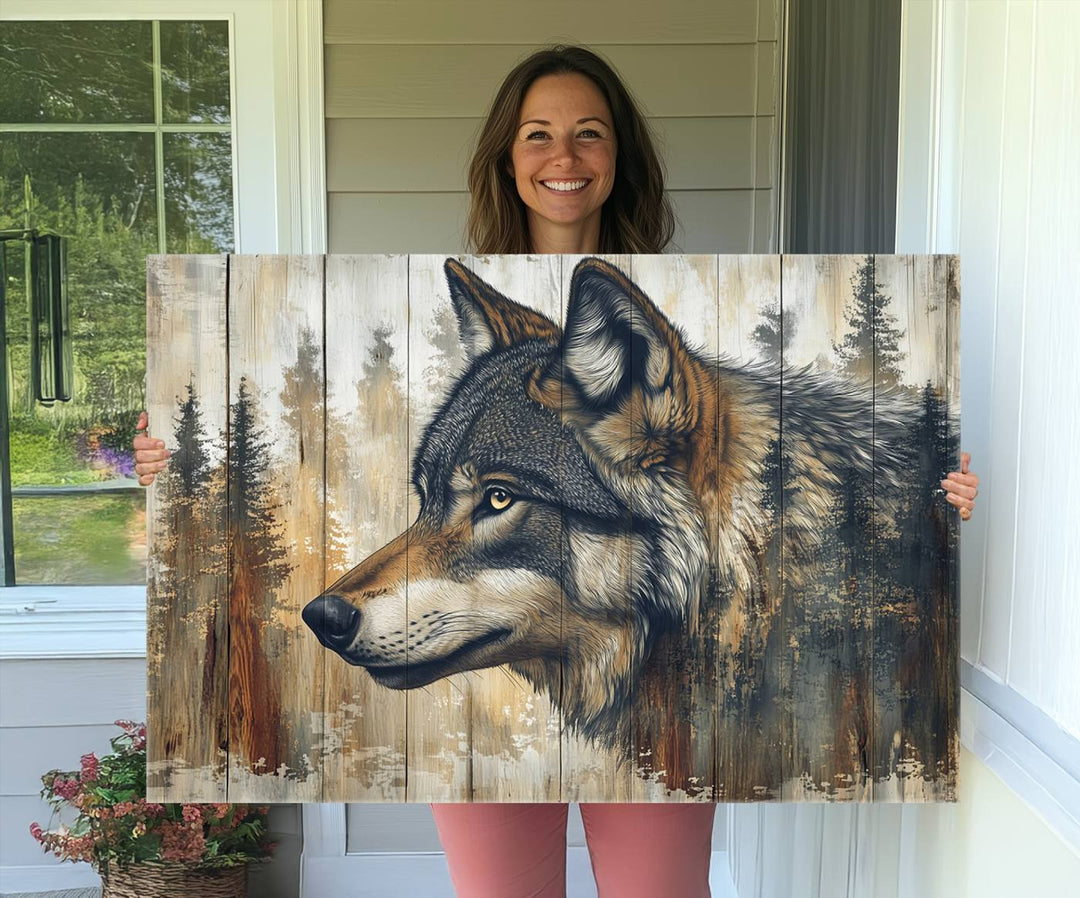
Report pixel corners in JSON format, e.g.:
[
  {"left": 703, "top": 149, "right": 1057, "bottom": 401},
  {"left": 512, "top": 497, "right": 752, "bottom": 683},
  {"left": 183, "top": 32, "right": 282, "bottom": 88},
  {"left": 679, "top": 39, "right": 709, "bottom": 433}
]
[{"left": 0, "top": 0, "right": 325, "bottom": 657}]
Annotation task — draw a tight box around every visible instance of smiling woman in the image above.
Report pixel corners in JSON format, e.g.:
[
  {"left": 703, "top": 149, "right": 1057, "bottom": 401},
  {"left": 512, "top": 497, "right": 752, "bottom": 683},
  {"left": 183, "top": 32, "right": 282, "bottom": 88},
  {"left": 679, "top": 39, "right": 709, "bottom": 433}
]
[
  {"left": 465, "top": 45, "right": 674, "bottom": 255},
  {"left": 508, "top": 73, "right": 617, "bottom": 253}
]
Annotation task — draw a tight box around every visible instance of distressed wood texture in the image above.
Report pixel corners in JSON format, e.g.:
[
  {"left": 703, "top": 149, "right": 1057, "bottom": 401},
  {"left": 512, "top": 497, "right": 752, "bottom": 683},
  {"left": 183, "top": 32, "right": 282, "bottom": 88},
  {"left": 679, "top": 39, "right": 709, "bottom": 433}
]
[
  {"left": 404, "top": 254, "right": 472, "bottom": 801},
  {"left": 322, "top": 255, "right": 409, "bottom": 801},
  {"left": 780, "top": 256, "right": 874, "bottom": 802},
  {"left": 145, "top": 254, "right": 229, "bottom": 802},
  {"left": 558, "top": 253, "right": 634, "bottom": 804},
  {"left": 146, "top": 253, "right": 959, "bottom": 803},
  {"left": 715, "top": 255, "right": 782, "bottom": 801},
  {"left": 226, "top": 255, "right": 324, "bottom": 801},
  {"left": 630, "top": 255, "right": 721, "bottom": 802},
  {"left": 871, "top": 255, "right": 960, "bottom": 801},
  {"left": 464, "top": 254, "right": 563, "bottom": 802}
]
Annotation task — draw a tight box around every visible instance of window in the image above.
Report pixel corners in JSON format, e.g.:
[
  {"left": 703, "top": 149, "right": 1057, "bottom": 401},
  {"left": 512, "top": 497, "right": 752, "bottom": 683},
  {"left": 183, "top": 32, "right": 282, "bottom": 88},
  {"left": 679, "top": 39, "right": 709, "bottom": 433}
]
[{"left": 0, "top": 18, "right": 235, "bottom": 584}]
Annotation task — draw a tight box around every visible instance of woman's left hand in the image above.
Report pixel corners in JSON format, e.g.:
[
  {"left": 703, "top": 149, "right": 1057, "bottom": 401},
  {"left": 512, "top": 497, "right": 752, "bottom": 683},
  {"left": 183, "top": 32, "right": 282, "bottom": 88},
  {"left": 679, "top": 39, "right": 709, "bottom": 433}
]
[{"left": 942, "top": 451, "right": 979, "bottom": 521}]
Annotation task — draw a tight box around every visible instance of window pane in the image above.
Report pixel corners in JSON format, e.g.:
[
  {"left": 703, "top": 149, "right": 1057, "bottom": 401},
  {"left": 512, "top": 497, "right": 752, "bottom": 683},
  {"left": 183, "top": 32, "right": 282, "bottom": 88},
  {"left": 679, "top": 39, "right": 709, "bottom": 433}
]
[
  {"left": 13, "top": 493, "right": 146, "bottom": 585},
  {"left": 160, "top": 20, "right": 232, "bottom": 124},
  {"left": 164, "top": 132, "right": 235, "bottom": 252},
  {"left": 0, "top": 21, "right": 154, "bottom": 124},
  {"left": 0, "top": 20, "right": 235, "bottom": 586},
  {"left": 1, "top": 132, "right": 156, "bottom": 584}
]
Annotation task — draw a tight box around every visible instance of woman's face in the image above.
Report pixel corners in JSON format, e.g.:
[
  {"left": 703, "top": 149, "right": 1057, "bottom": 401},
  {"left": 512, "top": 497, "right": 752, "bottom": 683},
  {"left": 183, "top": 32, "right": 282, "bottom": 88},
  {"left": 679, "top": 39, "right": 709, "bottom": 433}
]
[{"left": 508, "top": 73, "right": 617, "bottom": 240}]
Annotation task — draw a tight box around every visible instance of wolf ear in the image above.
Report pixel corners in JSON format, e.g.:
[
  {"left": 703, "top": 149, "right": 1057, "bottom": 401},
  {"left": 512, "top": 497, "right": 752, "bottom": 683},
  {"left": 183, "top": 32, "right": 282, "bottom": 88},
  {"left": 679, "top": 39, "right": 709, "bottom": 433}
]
[
  {"left": 532, "top": 257, "right": 703, "bottom": 467},
  {"left": 443, "top": 258, "right": 560, "bottom": 360},
  {"left": 562, "top": 258, "right": 681, "bottom": 406}
]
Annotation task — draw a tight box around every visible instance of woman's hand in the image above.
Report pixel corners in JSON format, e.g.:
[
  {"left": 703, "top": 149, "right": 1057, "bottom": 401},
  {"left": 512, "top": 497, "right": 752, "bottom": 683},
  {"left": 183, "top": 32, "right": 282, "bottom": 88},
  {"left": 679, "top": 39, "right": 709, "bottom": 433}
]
[
  {"left": 133, "top": 411, "right": 171, "bottom": 487},
  {"left": 942, "top": 451, "right": 979, "bottom": 521}
]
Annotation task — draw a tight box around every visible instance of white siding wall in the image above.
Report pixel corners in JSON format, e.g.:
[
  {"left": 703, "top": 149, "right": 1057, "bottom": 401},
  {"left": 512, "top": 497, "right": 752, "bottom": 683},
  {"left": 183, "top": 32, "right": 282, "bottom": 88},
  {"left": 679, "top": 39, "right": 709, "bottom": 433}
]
[
  {"left": 324, "top": 0, "right": 782, "bottom": 253},
  {"left": 0, "top": 660, "right": 146, "bottom": 879}
]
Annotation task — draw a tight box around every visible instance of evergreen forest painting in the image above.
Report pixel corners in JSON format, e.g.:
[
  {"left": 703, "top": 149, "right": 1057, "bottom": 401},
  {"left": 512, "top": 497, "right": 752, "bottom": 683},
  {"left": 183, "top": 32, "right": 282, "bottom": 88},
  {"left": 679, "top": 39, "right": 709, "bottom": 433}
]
[{"left": 145, "top": 254, "right": 960, "bottom": 804}]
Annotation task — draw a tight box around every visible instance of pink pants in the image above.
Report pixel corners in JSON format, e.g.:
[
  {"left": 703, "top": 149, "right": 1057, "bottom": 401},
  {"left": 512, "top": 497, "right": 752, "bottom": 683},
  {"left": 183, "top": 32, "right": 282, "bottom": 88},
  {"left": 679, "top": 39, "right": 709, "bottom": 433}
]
[{"left": 430, "top": 802, "right": 716, "bottom": 898}]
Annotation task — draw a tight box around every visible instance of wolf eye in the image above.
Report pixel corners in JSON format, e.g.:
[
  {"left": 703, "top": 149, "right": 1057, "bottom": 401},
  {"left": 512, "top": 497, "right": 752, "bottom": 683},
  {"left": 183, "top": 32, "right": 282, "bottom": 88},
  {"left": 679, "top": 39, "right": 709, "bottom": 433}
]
[{"left": 485, "top": 486, "right": 514, "bottom": 512}]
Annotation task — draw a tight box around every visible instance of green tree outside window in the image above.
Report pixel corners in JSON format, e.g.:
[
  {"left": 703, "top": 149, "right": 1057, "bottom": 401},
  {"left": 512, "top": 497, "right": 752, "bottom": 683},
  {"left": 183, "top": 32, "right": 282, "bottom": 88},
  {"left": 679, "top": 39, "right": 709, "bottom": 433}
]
[{"left": 0, "top": 19, "right": 234, "bottom": 584}]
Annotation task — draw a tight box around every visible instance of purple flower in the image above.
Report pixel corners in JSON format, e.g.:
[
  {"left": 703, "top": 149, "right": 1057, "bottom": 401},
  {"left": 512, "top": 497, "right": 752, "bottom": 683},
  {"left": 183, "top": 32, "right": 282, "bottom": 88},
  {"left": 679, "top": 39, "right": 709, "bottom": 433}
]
[{"left": 94, "top": 446, "right": 137, "bottom": 479}]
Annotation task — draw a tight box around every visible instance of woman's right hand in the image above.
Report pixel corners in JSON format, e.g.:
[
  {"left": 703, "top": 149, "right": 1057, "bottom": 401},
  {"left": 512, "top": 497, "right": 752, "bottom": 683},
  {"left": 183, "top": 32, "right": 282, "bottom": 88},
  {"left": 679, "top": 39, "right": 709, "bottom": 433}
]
[{"left": 133, "top": 411, "right": 171, "bottom": 487}]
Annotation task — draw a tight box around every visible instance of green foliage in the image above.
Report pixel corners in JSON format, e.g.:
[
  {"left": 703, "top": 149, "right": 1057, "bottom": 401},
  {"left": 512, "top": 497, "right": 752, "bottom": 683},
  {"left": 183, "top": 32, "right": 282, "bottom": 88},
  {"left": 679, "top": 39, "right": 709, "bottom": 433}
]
[
  {"left": 8, "top": 425, "right": 94, "bottom": 485},
  {"left": 30, "top": 721, "right": 274, "bottom": 874},
  {"left": 13, "top": 493, "right": 145, "bottom": 585}
]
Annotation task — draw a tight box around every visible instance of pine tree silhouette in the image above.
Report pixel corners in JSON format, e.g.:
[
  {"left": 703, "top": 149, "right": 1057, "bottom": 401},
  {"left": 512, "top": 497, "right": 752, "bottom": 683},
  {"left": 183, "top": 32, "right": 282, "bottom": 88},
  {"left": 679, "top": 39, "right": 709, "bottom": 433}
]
[
  {"left": 169, "top": 380, "right": 214, "bottom": 496},
  {"left": 891, "top": 381, "right": 958, "bottom": 783},
  {"left": 759, "top": 435, "right": 799, "bottom": 524},
  {"left": 150, "top": 379, "right": 221, "bottom": 622},
  {"left": 789, "top": 460, "right": 876, "bottom": 792},
  {"left": 228, "top": 376, "right": 290, "bottom": 773},
  {"left": 358, "top": 326, "right": 408, "bottom": 423},
  {"left": 279, "top": 326, "right": 350, "bottom": 573},
  {"left": 148, "top": 378, "right": 227, "bottom": 784},
  {"left": 834, "top": 256, "right": 907, "bottom": 388},
  {"left": 751, "top": 303, "right": 796, "bottom": 362},
  {"left": 229, "top": 378, "right": 290, "bottom": 577}
]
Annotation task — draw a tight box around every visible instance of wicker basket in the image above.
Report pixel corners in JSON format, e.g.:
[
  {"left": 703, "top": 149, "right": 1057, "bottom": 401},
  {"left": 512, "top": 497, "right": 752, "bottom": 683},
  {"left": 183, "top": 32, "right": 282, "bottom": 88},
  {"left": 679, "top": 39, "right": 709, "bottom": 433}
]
[{"left": 100, "top": 862, "right": 247, "bottom": 898}]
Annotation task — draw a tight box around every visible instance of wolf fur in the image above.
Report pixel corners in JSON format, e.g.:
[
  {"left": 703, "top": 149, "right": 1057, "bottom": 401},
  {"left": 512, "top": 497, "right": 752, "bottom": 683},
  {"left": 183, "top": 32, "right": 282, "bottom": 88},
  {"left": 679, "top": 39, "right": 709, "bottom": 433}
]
[{"left": 303, "top": 256, "right": 920, "bottom": 777}]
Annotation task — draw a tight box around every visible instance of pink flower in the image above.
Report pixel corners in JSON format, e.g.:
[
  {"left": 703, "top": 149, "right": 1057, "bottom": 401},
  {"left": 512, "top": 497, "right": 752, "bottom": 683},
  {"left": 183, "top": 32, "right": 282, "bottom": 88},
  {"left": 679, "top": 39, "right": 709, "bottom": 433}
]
[
  {"left": 63, "top": 833, "right": 95, "bottom": 863},
  {"left": 52, "top": 777, "right": 80, "bottom": 801},
  {"left": 29, "top": 822, "right": 43, "bottom": 842},
  {"left": 181, "top": 805, "right": 203, "bottom": 824},
  {"left": 80, "top": 753, "right": 99, "bottom": 782},
  {"left": 160, "top": 821, "right": 206, "bottom": 863}
]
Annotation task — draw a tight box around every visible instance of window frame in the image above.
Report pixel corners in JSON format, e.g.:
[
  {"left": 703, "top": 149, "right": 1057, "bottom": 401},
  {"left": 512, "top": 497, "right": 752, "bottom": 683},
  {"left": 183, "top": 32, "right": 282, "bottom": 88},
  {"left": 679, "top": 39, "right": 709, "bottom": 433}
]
[{"left": 0, "top": 0, "right": 326, "bottom": 648}]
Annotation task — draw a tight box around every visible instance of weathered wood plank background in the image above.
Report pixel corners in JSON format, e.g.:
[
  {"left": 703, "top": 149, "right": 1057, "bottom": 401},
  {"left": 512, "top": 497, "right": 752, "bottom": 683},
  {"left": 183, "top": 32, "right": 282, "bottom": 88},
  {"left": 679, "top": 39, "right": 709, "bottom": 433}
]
[
  {"left": 146, "top": 254, "right": 229, "bottom": 801},
  {"left": 323, "top": 254, "right": 409, "bottom": 801},
  {"left": 146, "top": 253, "right": 959, "bottom": 803}
]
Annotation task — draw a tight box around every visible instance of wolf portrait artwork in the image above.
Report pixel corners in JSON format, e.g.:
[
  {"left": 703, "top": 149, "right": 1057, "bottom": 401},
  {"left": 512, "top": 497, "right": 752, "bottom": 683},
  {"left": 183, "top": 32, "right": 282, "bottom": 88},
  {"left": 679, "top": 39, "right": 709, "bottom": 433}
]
[{"left": 145, "top": 252, "right": 959, "bottom": 805}]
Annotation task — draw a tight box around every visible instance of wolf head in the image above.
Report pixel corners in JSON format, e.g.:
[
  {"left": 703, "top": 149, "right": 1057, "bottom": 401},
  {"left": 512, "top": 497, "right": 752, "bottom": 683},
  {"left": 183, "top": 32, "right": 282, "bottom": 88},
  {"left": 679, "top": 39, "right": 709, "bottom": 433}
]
[{"left": 303, "top": 257, "right": 714, "bottom": 739}]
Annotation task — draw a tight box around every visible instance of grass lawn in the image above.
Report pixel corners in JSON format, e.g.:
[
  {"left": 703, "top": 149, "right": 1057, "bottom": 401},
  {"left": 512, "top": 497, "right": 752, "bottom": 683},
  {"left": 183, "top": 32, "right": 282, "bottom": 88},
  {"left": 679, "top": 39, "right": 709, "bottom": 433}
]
[{"left": 13, "top": 492, "right": 146, "bottom": 584}]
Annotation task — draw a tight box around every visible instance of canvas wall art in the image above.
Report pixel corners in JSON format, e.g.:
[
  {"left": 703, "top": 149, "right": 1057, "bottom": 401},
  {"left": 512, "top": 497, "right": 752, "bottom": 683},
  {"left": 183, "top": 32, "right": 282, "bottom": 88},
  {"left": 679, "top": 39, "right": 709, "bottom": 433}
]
[{"left": 145, "top": 253, "right": 959, "bottom": 804}]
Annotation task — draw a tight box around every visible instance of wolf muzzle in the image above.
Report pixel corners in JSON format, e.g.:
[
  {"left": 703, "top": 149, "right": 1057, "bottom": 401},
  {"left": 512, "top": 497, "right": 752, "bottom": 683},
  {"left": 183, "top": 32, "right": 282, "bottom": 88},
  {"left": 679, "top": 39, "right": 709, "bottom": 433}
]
[{"left": 302, "top": 595, "right": 360, "bottom": 651}]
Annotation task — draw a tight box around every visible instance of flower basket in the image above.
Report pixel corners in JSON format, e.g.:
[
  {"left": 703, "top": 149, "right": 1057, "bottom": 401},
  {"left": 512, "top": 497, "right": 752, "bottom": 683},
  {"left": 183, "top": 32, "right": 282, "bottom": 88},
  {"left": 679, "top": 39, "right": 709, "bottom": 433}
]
[
  {"left": 101, "top": 861, "right": 247, "bottom": 898},
  {"left": 30, "top": 721, "right": 274, "bottom": 892}
]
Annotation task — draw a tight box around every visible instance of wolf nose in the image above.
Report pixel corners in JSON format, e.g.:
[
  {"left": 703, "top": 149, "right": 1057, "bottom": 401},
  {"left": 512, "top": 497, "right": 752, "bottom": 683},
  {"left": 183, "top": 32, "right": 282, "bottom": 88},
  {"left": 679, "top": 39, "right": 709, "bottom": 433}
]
[{"left": 302, "top": 595, "right": 360, "bottom": 649}]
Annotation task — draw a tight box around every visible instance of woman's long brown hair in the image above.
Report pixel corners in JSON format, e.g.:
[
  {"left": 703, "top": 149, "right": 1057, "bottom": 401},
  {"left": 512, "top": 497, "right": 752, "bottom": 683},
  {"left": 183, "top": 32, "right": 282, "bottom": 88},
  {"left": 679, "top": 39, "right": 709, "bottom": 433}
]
[{"left": 466, "top": 45, "right": 676, "bottom": 254}]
